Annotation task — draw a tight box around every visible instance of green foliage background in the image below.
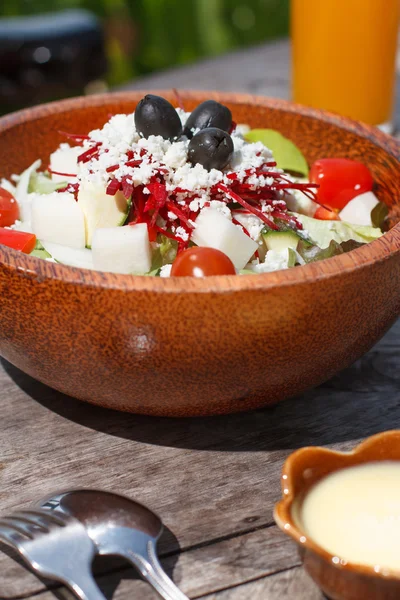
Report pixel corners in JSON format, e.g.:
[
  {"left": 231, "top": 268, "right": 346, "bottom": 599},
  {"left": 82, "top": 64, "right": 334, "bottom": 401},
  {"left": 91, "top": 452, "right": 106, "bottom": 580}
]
[{"left": 0, "top": 0, "right": 290, "bottom": 85}]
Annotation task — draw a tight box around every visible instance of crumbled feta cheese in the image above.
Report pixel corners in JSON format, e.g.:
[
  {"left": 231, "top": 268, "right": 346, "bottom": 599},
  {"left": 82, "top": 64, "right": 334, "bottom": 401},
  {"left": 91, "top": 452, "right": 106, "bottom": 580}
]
[
  {"left": 250, "top": 249, "right": 292, "bottom": 273},
  {"left": 163, "top": 141, "right": 187, "bottom": 169},
  {"left": 232, "top": 212, "right": 264, "bottom": 241},
  {"left": 159, "top": 263, "right": 172, "bottom": 277},
  {"left": 167, "top": 162, "right": 224, "bottom": 193},
  {"left": 189, "top": 199, "right": 200, "bottom": 212},
  {"left": 90, "top": 113, "right": 139, "bottom": 147},
  {"left": 235, "top": 123, "right": 251, "bottom": 135},
  {"left": 208, "top": 201, "right": 232, "bottom": 219},
  {"left": 62, "top": 108, "right": 287, "bottom": 211},
  {"left": 176, "top": 108, "right": 189, "bottom": 127},
  {"left": 174, "top": 226, "right": 189, "bottom": 241}
]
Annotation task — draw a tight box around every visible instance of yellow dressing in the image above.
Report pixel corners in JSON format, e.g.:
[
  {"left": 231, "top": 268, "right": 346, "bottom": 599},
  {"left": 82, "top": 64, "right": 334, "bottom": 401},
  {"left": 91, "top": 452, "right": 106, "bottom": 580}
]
[{"left": 297, "top": 462, "right": 400, "bottom": 572}]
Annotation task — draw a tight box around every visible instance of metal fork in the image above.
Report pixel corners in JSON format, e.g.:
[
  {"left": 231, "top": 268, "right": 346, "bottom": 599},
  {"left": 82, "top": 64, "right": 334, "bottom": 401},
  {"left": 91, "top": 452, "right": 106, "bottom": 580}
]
[{"left": 0, "top": 507, "right": 107, "bottom": 600}]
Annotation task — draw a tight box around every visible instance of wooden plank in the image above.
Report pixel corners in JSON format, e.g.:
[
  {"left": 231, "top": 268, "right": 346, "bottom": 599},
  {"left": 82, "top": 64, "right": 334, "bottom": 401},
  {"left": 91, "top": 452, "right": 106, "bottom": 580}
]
[
  {"left": 15, "top": 566, "right": 323, "bottom": 600},
  {"left": 202, "top": 567, "right": 322, "bottom": 600},
  {"left": 157, "top": 525, "right": 300, "bottom": 598},
  {"left": 0, "top": 318, "right": 399, "bottom": 597},
  {"left": 0, "top": 525, "right": 300, "bottom": 599}
]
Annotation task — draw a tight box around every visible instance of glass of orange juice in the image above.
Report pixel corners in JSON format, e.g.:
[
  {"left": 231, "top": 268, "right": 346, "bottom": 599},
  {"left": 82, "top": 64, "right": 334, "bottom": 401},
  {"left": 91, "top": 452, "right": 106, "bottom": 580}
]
[{"left": 291, "top": 0, "right": 400, "bottom": 132}]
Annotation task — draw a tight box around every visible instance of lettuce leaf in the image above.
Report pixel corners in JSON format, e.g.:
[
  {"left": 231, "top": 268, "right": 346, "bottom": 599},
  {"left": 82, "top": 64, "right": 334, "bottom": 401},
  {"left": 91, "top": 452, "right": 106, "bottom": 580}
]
[
  {"left": 14, "top": 160, "right": 41, "bottom": 205},
  {"left": 29, "top": 171, "right": 67, "bottom": 195},
  {"left": 143, "top": 268, "right": 161, "bottom": 276},
  {"left": 371, "top": 201, "right": 389, "bottom": 230},
  {"left": 159, "top": 235, "right": 178, "bottom": 263},
  {"left": 294, "top": 213, "right": 382, "bottom": 249},
  {"left": 297, "top": 239, "right": 364, "bottom": 264}
]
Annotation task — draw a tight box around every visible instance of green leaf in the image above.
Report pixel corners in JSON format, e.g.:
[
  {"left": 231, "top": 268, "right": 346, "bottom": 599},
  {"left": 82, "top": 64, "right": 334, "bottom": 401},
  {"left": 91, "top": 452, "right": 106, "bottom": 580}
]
[
  {"left": 28, "top": 171, "right": 67, "bottom": 194},
  {"left": 371, "top": 201, "right": 389, "bottom": 230},
  {"left": 143, "top": 268, "right": 161, "bottom": 277},
  {"left": 287, "top": 247, "right": 297, "bottom": 267},
  {"left": 30, "top": 240, "right": 52, "bottom": 259},
  {"left": 239, "top": 269, "right": 256, "bottom": 275},
  {"left": 159, "top": 235, "right": 178, "bottom": 264},
  {"left": 297, "top": 238, "right": 364, "bottom": 264},
  {"left": 30, "top": 248, "right": 52, "bottom": 259},
  {"left": 245, "top": 129, "right": 309, "bottom": 176},
  {"left": 294, "top": 213, "right": 382, "bottom": 248}
]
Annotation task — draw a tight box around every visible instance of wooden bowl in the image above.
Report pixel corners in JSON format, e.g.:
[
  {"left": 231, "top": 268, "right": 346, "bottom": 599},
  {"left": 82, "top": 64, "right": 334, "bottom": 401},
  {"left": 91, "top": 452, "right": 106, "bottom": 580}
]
[
  {"left": 0, "top": 91, "right": 399, "bottom": 417},
  {"left": 274, "top": 431, "right": 400, "bottom": 600}
]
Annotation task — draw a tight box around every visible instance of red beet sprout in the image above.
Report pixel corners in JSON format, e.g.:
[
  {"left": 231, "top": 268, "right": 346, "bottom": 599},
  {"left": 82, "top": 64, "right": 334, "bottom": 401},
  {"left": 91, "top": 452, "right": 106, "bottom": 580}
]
[
  {"left": 60, "top": 126, "right": 320, "bottom": 247},
  {"left": 172, "top": 88, "right": 185, "bottom": 111},
  {"left": 47, "top": 167, "right": 77, "bottom": 178}
]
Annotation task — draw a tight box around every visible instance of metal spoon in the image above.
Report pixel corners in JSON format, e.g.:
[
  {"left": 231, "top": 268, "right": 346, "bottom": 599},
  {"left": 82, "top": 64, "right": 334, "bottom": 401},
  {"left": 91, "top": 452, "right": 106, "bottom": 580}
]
[{"left": 37, "top": 489, "right": 189, "bottom": 600}]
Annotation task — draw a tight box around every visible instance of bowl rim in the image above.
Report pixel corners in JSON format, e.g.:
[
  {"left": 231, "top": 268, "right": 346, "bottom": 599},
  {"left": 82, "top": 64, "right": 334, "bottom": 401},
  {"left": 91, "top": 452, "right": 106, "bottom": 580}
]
[
  {"left": 1, "top": 90, "right": 400, "bottom": 293},
  {"left": 274, "top": 430, "right": 400, "bottom": 581}
]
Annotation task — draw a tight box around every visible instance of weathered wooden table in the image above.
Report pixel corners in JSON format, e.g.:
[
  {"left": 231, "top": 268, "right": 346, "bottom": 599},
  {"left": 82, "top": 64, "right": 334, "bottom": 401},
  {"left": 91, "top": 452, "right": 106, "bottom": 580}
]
[{"left": 1, "top": 39, "right": 399, "bottom": 600}]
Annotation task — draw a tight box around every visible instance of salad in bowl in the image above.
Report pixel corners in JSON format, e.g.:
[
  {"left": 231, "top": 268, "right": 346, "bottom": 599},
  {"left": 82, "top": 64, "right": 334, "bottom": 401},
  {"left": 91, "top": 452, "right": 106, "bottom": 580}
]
[{"left": 0, "top": 94, "right": 386, "bottom": 277}]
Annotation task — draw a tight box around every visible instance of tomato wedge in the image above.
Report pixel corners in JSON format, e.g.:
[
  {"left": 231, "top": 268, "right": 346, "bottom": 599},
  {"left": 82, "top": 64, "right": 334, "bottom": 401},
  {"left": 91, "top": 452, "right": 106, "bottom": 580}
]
[
  {"left": 0, "top": 228, "right": 36, "bottom": 253},
  {"left": 171, "top": 247, "right": 236, "bottom": 277},
  {"left": 309, "top": 158, "right": 373, "bottom": 211},
  {"left": 0, "top": 187, "right": 19, "bottom": 227},
  {"left": 314, "top": 206, "right": 340, "bottom": 221}
]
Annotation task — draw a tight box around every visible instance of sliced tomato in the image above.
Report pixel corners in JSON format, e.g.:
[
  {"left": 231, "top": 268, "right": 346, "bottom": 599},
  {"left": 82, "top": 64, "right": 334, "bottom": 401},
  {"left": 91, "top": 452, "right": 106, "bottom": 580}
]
[
  {"left": 0, "top": 228, "right": 36, "bottom": 253},
  {"left": 171, "top": 247, "right": 236, "bottom": 277},
  {"left": 0, "top": 187, "right": 19, "bottom": 227},
  {"left": 309, "top": 158, "right": 373, "bottom": 211},
  {"left": 314, "top": 206, "right": 340, "bottom": 221}
]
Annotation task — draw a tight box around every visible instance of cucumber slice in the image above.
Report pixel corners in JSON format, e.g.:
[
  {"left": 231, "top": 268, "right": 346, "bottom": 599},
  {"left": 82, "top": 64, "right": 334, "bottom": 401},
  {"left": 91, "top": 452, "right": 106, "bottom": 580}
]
[
  {"left": 77, "top": 182, "right": 131, "bottom": 248},
  {"left": 262, "top": 230, "right": 301, "bottom": 251}
]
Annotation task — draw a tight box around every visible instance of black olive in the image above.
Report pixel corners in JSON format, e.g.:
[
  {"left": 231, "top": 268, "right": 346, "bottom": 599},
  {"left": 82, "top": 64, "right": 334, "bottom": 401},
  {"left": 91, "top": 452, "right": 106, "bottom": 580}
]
[
  {"left": 188, "top": 127, "right": 234, "bottom": 171},
  {"left": 183, "top": 100, "right": 232, "bottom": 138},
  {"left": 134, "top": 94, "right": 182, "bottom": 140}
]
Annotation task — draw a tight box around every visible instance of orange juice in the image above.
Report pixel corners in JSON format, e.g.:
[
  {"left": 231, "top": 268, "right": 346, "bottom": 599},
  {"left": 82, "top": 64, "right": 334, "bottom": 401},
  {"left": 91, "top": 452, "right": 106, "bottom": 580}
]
[{"left": 291, "top": 0, "right": 400, "bottom": 128}]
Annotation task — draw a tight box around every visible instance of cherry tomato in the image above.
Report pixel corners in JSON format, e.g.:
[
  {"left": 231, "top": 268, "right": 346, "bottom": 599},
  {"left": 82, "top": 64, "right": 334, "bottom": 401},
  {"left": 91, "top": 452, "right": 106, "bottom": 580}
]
[
  {"left": 0, "top": 228, "right": 36, "bottom": 253},
  {"left": 0, "top": 187, "right": 19, "bottom": 227},
  {"left": 171, "top": 246, "right": 236, "bottom": 277},
  {"left": 310, "top": 158, "right": 373, "bottom": 211},
  {"left": 314, "top": 206, "right": 340, "bottom": 221}
]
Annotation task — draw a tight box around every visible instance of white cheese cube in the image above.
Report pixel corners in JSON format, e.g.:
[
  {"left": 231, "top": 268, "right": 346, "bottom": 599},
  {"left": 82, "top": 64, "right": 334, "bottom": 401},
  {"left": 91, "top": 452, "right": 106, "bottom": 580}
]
[
  {"left": 77, "top": 181, "right": 129, "bottom": 247},
  {"left": 191, "top": 208, "right": 258, "bottom": 269},
  {"left": 31, "top": 192, "right": 85, "bottom": 248},
  {"left": 339, "top": 191, "right": 379, "bottom": 227},
  {"left": 41, "top": 242, "right": 96, "bottom": 270},
  {"left": 92, "top": 224, "right": 152, "bottom": 274},
  {"left": 50, "top": 145, "right": 82, "bottom": 182},
  {"left": 250, "top": 248, "right": 295, "bottom": 273}
]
